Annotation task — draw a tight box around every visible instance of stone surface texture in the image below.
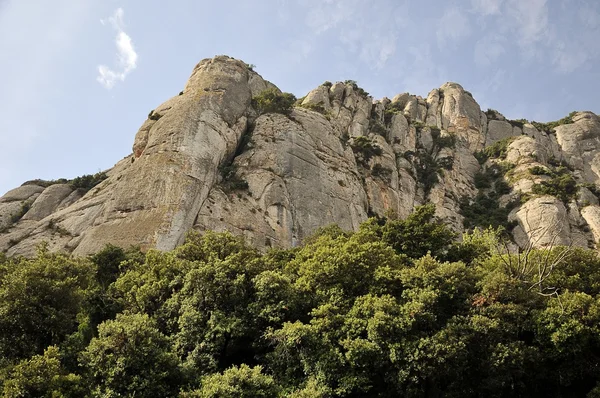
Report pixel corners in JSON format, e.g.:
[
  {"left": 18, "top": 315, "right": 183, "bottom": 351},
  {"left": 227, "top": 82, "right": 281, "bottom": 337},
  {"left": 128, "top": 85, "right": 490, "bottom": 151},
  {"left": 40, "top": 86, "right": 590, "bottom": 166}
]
[{"left": 2, "top": 56, "right": 600, "bottom": 256}]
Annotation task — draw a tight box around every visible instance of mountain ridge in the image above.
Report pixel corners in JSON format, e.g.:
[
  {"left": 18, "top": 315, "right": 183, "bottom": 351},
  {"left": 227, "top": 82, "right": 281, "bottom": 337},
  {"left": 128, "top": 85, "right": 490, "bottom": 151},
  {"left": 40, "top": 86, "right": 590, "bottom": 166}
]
[{"left": 1, "top": 55, "right": 599, "bottom": 256}]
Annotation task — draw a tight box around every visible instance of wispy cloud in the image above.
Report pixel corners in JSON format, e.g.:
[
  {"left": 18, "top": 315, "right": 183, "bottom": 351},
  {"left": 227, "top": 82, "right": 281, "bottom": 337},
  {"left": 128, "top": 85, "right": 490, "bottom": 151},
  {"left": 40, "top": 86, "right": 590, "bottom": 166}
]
[
  {"left": 506, "top": 0, "right": 549, "bottom": 49},
  {"left": 474, "top": 34, "right": 505, "bottom": 66},
  {"left": 97, "top": 8, "right": 138, "bottom": 89},
  {"left": 470, "top": 0, "right": 504, "bottom": 16},
  {"left": 436, "top": 7, "right": 471, "bottom": 49}
]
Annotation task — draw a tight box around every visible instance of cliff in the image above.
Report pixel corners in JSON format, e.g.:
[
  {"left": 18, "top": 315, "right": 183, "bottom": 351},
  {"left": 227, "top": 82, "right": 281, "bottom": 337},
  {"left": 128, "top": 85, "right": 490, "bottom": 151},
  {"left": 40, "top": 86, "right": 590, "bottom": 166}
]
[{"left": 1, "top": 55, "right": 599, "bottom": 256}]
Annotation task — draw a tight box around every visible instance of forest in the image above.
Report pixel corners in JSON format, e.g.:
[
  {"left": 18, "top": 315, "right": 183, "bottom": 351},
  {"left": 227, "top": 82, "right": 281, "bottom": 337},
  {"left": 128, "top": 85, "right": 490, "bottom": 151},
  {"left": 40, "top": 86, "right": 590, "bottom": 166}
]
[{"left": 1, "top": 204, "right": 599, "bottom": 397}]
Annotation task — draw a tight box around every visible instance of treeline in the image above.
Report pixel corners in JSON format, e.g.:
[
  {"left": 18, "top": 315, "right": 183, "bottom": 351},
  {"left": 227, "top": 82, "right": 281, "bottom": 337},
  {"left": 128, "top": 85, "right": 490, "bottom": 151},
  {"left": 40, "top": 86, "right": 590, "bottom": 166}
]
[{"left": 1, "top": 204, "right": 599, "bottom": 397}]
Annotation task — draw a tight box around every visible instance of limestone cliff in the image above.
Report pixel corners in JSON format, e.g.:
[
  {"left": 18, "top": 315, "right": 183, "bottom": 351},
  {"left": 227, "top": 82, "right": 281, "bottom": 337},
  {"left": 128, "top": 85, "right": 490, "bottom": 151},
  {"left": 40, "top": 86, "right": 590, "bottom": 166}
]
[{"left": 1, "top": 55, "right": 599, "bottom": 256}]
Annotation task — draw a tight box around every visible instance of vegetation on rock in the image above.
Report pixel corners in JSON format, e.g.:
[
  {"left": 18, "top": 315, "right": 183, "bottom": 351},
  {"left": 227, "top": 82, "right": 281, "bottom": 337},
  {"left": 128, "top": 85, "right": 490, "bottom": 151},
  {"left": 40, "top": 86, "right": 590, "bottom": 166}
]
[
  {"left": 343, "top": 80, "right": 369, "bottom": 97},
  {"left": 218, "top": 164, "right": 249, "bottom": 192},
  {"left": 350, "top": 136, "right": 382, "bottom": 166},
  {"left": 531, "top": 111, "right": 578, "bottom": 133},
  {"left": 462, "top": 163, "right": 516, "bottom": 231},
  {"left": 474, "top": 136, "right": 515, "bottom": 164},
  {"left": 251, "top": 89, "right": 296, "bottom": 115},
  {"left": 531, "top": 166, "right": 578, "bottom": 203},
  {"left": 70, "top": 172, "right": 108, "bottom": 192}
]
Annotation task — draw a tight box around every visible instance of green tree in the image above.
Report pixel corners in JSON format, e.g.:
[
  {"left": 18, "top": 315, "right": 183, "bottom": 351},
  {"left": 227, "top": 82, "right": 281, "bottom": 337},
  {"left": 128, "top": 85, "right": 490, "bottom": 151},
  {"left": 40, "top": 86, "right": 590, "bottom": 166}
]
[
  {"left": 2, "top": 346, "right": 84, "bottom": 398},
  {"left": 182, "top": 365, "right": 279, "bottom": 397},
  {"left": 534, "top": 292, "right": 600, "bottom": 395},
  {"left": 0, "top": 245, "right": 96, "bottom": 360},
  {"left": 376, "top": 204, "right": 456, "bottom": 259},
  {"left": 82, "top": 313, "right": 182, "bottom": 397},
  {"left": 251, "top": 89, "right": 296, "bottom": 115}
]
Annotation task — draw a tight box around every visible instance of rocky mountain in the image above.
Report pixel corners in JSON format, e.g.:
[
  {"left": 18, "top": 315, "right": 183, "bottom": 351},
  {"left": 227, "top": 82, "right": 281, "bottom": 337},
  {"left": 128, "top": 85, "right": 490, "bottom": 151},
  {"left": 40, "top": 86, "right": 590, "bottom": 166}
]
[{"left": 1, "top": 55, "right": 599, "bottom": 257}]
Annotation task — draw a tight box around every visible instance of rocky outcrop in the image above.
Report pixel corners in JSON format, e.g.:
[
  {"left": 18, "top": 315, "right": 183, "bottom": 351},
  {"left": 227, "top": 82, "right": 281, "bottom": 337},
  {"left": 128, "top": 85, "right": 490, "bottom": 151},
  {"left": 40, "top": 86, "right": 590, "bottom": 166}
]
[{"left": 1, "top": 55, "right": 600, "bottom": 256}]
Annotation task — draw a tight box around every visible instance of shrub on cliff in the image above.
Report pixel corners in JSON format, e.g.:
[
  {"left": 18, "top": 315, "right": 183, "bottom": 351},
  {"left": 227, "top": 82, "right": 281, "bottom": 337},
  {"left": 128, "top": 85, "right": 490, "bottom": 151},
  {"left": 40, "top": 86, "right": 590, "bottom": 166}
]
[{"left": 251, "top": 89, "right": 296, "bottom": 115}]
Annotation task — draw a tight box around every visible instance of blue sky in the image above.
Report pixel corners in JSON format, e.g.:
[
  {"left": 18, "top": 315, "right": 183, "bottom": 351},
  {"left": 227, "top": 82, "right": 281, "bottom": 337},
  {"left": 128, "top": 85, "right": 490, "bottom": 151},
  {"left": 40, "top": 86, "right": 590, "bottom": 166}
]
[{"left": 1, "top": 0, "right": 599, "bottom": 195}]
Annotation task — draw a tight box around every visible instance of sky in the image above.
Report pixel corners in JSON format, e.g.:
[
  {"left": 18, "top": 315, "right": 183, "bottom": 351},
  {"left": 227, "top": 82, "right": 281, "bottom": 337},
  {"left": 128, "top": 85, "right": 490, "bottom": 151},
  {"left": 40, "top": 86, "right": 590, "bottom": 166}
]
[{"left": 1, "top": 0, "right": 599, "bottom": 195}]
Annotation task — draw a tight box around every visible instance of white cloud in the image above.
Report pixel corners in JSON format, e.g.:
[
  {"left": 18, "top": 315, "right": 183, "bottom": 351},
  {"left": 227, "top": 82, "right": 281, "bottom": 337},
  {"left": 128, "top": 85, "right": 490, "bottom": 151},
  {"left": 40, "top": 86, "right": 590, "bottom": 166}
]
[
  {"left": 97, "top": 8, "right": 138, "bottom": 89},
  {"left": 474, "top": 34, "right": 505, "bottom": 66},
  {"left": 358, "top": 33, "right": 396, "bottom": 69},
  {"left": 506, "top": 0, "right": 549, "bottom": 48},
  {"left": 578, "top": 3, "right": 600, "bottom": 28},
  {"left": 470, "top": 0, "right": 504, "bottom": 16},
  {"left": 436, "top": 7, "right": 471, "bottom": 49},
  {"left": 552, "top": 41, "right": 590, "bottom": 73},
  {"left": 303, "top": 0, "right": 359, "bottom": 34}
]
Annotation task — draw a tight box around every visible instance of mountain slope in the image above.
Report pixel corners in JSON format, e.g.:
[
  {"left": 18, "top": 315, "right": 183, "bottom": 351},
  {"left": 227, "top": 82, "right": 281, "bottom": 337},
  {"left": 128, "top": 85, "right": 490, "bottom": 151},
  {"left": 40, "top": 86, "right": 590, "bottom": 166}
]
[{"left": 1, "top": 55, "right": 599, "bottom": 256}]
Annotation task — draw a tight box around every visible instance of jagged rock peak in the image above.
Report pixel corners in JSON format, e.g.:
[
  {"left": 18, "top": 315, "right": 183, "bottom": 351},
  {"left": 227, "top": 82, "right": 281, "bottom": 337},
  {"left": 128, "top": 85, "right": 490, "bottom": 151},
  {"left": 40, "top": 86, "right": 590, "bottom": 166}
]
[{"left": 1, "top": 55, "right": 599, "bottom": 257}]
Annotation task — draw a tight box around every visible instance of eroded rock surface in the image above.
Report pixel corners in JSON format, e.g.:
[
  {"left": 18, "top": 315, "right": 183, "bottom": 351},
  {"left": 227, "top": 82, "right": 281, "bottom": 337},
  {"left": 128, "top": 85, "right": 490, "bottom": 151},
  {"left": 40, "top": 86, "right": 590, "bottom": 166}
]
[{"left": 2, "top": 56, "right": 600, "bottom": 256}]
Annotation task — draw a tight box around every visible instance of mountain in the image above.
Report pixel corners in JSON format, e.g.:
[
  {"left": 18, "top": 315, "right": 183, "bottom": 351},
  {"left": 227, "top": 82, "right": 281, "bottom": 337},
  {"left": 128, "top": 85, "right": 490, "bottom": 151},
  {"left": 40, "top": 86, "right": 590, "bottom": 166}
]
[{"left": 1, "top": 55, "right": 599, "bottom": 257}]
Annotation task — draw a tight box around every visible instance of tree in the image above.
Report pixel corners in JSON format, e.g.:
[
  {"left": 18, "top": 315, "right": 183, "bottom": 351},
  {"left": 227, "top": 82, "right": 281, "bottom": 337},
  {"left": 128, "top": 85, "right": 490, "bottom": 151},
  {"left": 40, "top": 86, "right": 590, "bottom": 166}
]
[
  {"left": 370, "top": 204, "right": 456, "bottom": 259},
  {"left": 181, "top": 365, "right": 279, "bottom": 397},
  {"left": 251, "top": 89, "right": 296, "bottom": 115},
  {"left": 0, "top": 245, "right": 96, "bottom": 360},
  {"left": 82, "top": 313, "right": 182, "bottom": 397},
  {"left": 2, "top": 346, "right": 83, "bottom": 398}
]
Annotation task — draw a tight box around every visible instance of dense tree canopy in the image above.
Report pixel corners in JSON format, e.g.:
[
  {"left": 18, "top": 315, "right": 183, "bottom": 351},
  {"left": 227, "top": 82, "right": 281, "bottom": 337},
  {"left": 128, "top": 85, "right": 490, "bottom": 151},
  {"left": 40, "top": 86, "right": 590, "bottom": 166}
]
[{"left": 1, "top": 205, "right": 600, "bottom": 397}]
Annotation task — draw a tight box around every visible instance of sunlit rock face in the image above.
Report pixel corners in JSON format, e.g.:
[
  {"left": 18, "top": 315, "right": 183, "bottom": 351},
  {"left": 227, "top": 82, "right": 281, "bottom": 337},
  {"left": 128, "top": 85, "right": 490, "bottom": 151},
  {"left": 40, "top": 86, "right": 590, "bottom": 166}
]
[{"left": 1, "top": 55, "right": 599, "bottom": 256}]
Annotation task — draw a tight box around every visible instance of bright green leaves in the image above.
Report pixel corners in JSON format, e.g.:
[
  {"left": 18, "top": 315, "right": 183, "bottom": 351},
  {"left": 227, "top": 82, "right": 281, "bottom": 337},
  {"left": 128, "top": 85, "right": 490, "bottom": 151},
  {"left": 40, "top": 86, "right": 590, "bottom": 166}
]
[
  {"left": 2, "top": 346, "right": 83, "bottom": 398},
  {"left": 2, "top": 209, "right": 600, "bottom": 396},
  {"left": 0, "top": 248, "right": 96, "bottom": 361},
  {"left": 251, "top": 89, "right": 296, "bottom": 115},
  {"left": 82, "top": 313, "right": 181, "bottom": 397},
  {"left": 379, "top": 203, "right": 456, "bottom": 260},
  {"left": 182, "top": 365, "right": 279, "bottom": 398}
]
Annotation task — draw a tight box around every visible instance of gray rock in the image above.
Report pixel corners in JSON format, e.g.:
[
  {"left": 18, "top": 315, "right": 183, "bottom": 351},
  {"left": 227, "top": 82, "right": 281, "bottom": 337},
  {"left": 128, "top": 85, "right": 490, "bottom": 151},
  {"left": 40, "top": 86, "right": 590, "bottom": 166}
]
[
  {"left": 486, "top": 120, "right": 515, "bottom": 146},
  {"left": 2, "top": 57, "right": 600, "bottom": 256},
  {"left": 22, "top": 184, "right": 73, "bottom": 221},
  {"left": 1, "top": 185, "right": 44, "bottom": 203}
]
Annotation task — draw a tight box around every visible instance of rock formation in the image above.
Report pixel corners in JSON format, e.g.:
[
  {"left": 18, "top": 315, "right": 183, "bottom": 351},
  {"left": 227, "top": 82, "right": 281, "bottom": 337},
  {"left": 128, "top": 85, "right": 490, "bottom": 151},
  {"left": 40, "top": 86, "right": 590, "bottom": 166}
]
[{"left": 1, "top": 55, "right": 600, "bottom": 256}]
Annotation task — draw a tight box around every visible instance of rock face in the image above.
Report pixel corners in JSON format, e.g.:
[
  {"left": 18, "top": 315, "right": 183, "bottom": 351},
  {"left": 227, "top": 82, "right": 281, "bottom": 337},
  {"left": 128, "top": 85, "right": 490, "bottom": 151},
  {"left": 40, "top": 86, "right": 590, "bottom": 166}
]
[{"left": 1, "top": 55, "right": 600, "bottom": 256}]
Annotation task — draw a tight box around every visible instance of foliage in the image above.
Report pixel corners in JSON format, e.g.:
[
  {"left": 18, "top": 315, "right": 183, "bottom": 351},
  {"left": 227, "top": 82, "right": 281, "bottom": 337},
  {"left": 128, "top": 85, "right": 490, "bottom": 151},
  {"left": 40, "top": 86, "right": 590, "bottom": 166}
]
[
  {"left": 182, "top": 365, "right": 279, "bottom": 397},
  {"left": 9, "top": 200, "right": 32, "bottom": 224},
  {"left": 430, "top": 127, "right": 456, "bottom": 150},
  {"left": 371, "top": 164, "right": 392, "bottom": 180},
  {"left": 148, "top": 109, "right": 162, "bottom": 121},
  {"left": 414, "top": 151, "right": 442, "bottom": 195},
  {"left": 474, "top": 137, "right": 515, "bottom": 164},
  {"left": 378, "top": 203, "right": 456, "bottom": 259},
  {"left": 343, "top": 80, "right": 369, "bottom": 97},
  {"left": 529, "top": 165, "right": 549, "bottom": 175},
  {"left": 16, "top": 172, "right": 107, "bottom": 195},
  {"left": 251, "top": 89, "right": 297, "bottom": 115},
  {"left": 531, "top": 166, "right": 578, "bottom": 203},
  {"left": 69, "top": 172, "right": 108, "bottom": 192},
  {"left": 219, "top": 164, "right": 249, "bottom": 192},
  {"left": 2, "top": 346, "right": 84, "bottom": 398},
  {"left": 460, "top": 192, "right": 517, "bottom": 231},
  {"left": 298, "top": 102, "right": 326, "bottom": 114},
  {"left": 474, "top": 170, "right": 492, "bottom": 189},
  {"left": 384, "top": 101, "right": 404, "bottom": 124},
  {"left": 369, "top": 119, "right": 387, "bottom": 136},
  {"left": 82, "top": 313, "right": 182, "bottom": 397},
  {"left": 485, "top": 108, "right": 499, "bottom": 120},
  {"left": 2, "top": 211, "right": 600, "bottom": 396},
  {"left": 0, "top": 246, "right": 96, "bottom": 361},
  {"left": 531, "top": 111, "right": 577, "bottom": 133},
  {"left": 402, "top": 126, "right": 457, "bottom": 196},
  {"left": 508, "top": 118, "right": 528, "bottom": 128},
  {"left": 350, "top": 136, "right": 382, "bottom": 166},
  {"left": 462, "top": 162, "right": 516, "bottom": 230}
]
